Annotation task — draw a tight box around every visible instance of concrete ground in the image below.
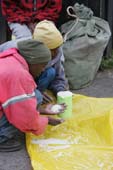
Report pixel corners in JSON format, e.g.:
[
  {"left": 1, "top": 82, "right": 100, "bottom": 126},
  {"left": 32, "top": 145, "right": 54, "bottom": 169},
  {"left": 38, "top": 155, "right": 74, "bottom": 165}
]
[
  {"left": 1, "top": 69, "right": 113, "bottom": 170},
  {"left": 74, "top": 69, "right": 113, "bottom": 97}
]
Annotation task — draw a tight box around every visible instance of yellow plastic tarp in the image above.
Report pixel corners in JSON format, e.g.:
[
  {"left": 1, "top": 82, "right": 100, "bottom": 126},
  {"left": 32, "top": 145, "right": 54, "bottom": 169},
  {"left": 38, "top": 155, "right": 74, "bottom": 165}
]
[{"left": 26, "top": 94, "right": 113, "bottom": 170}]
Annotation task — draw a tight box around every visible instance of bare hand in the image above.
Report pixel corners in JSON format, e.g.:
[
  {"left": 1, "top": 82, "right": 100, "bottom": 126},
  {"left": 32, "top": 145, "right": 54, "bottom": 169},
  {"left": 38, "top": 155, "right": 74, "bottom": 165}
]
[
  {"left": 48, "top": 117, "right": 64, "bottom": 126},
  {"left": 39, "top": 103, "right": 67, "bottom": 115},
  {"left": 42, "top": 103, "right": 67, "bottom": 115}
]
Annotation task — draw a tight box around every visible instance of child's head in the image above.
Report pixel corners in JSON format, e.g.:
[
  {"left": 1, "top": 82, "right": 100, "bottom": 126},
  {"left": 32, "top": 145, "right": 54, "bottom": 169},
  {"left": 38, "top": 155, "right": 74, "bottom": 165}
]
[
  {"left": 18, "top": 39, "right": 51, "bottom": 78},
  {"left": 33, "top": 20, "right": 63, "bottom": 50}
]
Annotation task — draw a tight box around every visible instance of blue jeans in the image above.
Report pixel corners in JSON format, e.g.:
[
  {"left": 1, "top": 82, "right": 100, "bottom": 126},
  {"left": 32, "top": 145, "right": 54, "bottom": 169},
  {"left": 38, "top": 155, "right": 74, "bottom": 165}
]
[
  {"left": 35, "top": 67, "right": 56, "bottom": 105},
  {"left": 35, "top": 67, "right": 56, "bottom": 92}
]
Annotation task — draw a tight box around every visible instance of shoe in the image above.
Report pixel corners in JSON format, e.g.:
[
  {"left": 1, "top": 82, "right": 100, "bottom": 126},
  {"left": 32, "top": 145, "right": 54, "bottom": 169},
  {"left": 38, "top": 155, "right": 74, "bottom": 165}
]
[{"left": 0, "top": 138, "right": 23, "bottom": 152}]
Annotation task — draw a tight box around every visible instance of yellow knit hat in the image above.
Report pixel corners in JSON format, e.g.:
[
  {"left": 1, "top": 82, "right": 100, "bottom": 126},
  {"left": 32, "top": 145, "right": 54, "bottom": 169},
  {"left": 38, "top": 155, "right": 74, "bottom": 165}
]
[{"left": 33, "top": 20, "right": 63, "bottom": 49}]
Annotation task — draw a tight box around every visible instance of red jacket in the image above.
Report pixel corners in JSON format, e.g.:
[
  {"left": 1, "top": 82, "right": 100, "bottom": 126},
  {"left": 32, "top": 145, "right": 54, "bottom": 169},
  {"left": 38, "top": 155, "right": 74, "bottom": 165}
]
[
  {"left": 0, "top": 48, "right": 48, "bottom": 135},
  {"left": 1, "top": 0, "right": 62, "bottom": 24}
]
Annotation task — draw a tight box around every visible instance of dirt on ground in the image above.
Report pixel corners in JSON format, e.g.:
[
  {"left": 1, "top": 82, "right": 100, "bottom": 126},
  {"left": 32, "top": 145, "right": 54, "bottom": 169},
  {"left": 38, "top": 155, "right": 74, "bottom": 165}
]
[{"left": 1, "top": 69, "right": 113, "bottom": 170}]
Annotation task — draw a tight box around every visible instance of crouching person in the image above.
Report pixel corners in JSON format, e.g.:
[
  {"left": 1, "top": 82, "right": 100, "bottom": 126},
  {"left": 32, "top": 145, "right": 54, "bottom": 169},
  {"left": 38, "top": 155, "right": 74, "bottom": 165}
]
[
  {"left": 33, "top": 20, "right": 69, "bottom": 103},
  {"left": 0, "top": 40, "right": 66, "bottom": 152}
]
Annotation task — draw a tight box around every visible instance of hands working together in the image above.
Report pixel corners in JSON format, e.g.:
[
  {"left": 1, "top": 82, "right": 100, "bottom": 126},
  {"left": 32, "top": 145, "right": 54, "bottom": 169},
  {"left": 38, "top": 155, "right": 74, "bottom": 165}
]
[{"left": 39, "top": 101, "right": 67, "bottom": 126}]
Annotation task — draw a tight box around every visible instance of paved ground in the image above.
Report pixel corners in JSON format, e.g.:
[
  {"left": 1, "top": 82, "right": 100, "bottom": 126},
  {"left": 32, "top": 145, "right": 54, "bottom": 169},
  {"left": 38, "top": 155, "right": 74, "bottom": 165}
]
[
  {"left": 74, "top": 69, "right": 113, "bottom": 97},
  {"left": 1, "top": 69, "right": 113, "bottom": 170}
]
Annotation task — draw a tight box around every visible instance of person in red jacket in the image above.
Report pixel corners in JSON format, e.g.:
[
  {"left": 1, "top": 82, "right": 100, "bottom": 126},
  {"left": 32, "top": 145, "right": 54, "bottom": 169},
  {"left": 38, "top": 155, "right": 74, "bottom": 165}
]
[
  {"left": 0, "top": 39, "right": 66, "bottom": 152},
  {"left": 0, "top": 0, "right": 62, "bottom": 51}
]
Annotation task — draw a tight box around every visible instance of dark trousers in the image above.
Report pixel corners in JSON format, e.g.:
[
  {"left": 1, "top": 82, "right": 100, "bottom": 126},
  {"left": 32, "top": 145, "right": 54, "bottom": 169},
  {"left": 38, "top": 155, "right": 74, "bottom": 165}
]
[{"left": 0, "top": 115, "right": 18, "bottom": 143}]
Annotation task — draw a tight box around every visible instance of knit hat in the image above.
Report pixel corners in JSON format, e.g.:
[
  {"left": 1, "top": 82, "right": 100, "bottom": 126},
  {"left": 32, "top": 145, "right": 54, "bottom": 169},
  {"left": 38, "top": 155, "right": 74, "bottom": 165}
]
[
  {"left": 17, "top": 39, "right": 51, "bottom": 64},
  {"left": 33, "top": 20, "right": 63, "bottom": 49}
]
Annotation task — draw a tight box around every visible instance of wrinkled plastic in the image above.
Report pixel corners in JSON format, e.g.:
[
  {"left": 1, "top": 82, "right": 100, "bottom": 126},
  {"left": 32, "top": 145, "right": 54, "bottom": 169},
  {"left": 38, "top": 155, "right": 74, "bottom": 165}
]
[{"left": 26, "top": 94, "right": 113, "bottom": 170}]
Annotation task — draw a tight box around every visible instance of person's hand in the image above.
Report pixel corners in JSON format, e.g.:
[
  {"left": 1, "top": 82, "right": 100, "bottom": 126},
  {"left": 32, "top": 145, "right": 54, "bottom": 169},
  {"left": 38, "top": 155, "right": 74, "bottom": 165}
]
[
  {"left": 44, "top": 103, "right": 67, "bottom": 115},
  {"left": 42, "top": 93, "right": 53, "bottom": 104},
  {"left": 48, "top": 116, "right": 64, "bottom": 126},
  {"left": 39, "top": 103, "right": 67, "bottom": 115}
]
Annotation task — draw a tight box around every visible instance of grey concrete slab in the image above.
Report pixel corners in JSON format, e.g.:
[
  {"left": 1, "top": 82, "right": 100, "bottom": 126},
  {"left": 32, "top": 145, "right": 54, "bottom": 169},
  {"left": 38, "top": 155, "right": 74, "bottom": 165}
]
[
  {"left": 73, "top": 69, "right": 113, "bottom": 98},
  {"left": 0, "top": 146, "right": 32, "bottom": 170}
]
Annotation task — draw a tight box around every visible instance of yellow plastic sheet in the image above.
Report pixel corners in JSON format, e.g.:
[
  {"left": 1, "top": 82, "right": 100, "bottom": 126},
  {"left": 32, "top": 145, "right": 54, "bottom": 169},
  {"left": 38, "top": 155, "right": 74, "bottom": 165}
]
[{"left": 26, "top": 94, "right": 113, "bottom": 170}]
